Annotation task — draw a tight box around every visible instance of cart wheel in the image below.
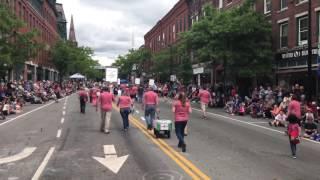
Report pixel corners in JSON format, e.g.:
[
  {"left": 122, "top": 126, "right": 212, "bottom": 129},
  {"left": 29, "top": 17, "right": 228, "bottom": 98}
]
[{"left": 167, "top": 131, "right": 171, "bottom": 138}]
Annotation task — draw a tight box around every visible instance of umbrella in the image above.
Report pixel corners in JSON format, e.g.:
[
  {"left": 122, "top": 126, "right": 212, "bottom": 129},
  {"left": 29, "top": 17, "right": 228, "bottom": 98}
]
[{"left": 69, "top": 73, "right": 85, "bottom": 79}]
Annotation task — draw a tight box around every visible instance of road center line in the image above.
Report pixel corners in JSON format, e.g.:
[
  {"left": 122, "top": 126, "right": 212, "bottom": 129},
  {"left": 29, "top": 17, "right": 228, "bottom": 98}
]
[
  {"left": 56, "top": 129, "right": 62, "bottom": 138},
  {"left": 61, "top": 118, "right": 65, "bottom": 124},
  {"left": 31, "top": 147, "right": 55, "bottom": 180},
  {"left": 62, "top": 111, "right": 66, "bottom": 116},
  {"left": 112, "top": 104, "right": 210, "bottom": 179}
]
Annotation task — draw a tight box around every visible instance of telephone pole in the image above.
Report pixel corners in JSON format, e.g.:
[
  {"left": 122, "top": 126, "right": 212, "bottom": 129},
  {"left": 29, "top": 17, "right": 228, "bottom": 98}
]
[{"left": 307, "top": 0, "right": 312, "bottom": 101}]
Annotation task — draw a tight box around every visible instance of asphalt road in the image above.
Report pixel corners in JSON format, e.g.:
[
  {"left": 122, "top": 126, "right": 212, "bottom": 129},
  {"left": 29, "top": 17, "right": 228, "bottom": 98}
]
[{"left": 0, "top": 94, "right": 319, "bottom": 180}]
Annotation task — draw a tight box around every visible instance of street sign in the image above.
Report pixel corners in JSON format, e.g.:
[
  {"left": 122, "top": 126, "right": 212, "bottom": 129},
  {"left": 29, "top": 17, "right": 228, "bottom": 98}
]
[
  {"left": 105, "top": 68, "right": 118, "bottom": 82},
  {"left": 149, "top": 79, "right": 155, "bottom": 86},
  {"left": 92, "top": 145, "right": 129, "bottom": 174},
  {"left": 193, "top": 67, "right": 204, "bottom": 75},
  {"left": 170, "top": 75, "right": 176, "bottom": 82},
  {"left": 135, "top": 78, "right": 141, "bottom": 85}
]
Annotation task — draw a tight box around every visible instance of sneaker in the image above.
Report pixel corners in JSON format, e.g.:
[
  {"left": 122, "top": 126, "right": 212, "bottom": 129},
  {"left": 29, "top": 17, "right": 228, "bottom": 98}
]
[
  {"left": 181, "top": 144, "right": 186, "bottom": 152},
  {"left": 268, "top": 122, "right": 272, "bottom": 126},
  {"left": 292, "top": 156, "right": 297, "bottom": 159},
  {"left": 104, "top": 131, "right": 110, "bottom": 134},
  {"left": 178, "top": 142, "right": 182, "bottom": 148}
]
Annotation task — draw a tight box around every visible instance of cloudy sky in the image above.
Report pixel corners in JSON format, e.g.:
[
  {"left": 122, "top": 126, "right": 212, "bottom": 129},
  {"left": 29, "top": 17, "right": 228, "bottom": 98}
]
[{"left": 56, "top": 0, "right": 178, "bottom": 66}]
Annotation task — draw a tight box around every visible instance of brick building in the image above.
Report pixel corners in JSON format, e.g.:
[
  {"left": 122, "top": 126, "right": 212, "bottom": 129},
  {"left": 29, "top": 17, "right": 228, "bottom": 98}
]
[
  {"left": 144, "top": 0, "right": 189, "bottom": 53},
  {"left": 1, "top": 0, "right": 67, "bottom": 81},
  {"left": 271, "top": 0, "right": 320, "bottom": 93},
  {"left": 145, "top": 0, "right": 320, "bottom": 93}
]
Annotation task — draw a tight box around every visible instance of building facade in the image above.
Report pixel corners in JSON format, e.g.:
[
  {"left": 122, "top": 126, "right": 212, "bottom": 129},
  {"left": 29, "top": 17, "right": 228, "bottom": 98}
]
[
  {"left": 56, "top": 3, "right": 67, "bottom": 41},
  {"left": 1, "top": 0, "right": 67, "bottom": 81},
  {"left": 271, "top": 0, "right": 320, "bottom": 93},
  {"left": 145, "top": 0, "right": 320, "bottom": 92},
  {"left": 144, "top": 0, "right": 189, "bottom": 53}
]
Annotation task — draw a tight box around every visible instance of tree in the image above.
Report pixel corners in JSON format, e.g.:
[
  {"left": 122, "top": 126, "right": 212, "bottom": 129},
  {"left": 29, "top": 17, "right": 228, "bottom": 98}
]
[
  {"left": 51, "top": 40, "right": 100, "bottom": 81},
  {"left": 0, "top": 3, "right": 40, "bottom": 79},
  {"left": 181, "top": 0, "right": 273, "bottom": 82},
  {"left": 112, "top": 48, "right": 151, "bottom": 79}
]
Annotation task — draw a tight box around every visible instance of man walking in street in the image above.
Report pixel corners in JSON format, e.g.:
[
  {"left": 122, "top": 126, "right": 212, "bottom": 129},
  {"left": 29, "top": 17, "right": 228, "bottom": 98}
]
[
  {"left": 143, "top": 87, "right": 159, "bottom": 130},
  {"left": 97, "top": 87, "right": 115, "bottom": 134},
  {"left": 198, "top": 87, "right": 212, "bottom": 119},
  {"left": 78, "top": 86, "right": 88, "bottom": 114}
]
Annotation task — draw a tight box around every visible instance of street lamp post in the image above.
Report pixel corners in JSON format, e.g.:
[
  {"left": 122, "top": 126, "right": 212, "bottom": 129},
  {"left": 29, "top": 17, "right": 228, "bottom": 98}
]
[{"left": 307, "top": 0, "right": 312, "bottom": 101}]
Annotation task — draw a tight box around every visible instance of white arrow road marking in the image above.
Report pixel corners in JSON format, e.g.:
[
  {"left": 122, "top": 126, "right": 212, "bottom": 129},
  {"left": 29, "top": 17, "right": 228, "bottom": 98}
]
[
  {"left": 32, "top": 147, "right": 55, "bottom": 180},
  {"left": 0, "top": 147, "right": 36, "bottom": 165},
  {"left": 92, "top": 145, "right": 128, "bottom": 174}
]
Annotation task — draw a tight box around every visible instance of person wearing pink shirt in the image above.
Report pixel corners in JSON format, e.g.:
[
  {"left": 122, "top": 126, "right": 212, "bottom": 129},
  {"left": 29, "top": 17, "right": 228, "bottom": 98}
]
[
  {"left": 198, "top": 87, "right": 212, "bottom": 119},
  {"left": 117, "top": 91, "right": 133, "bottom": 131},
  {"left": 78, "top": 87, "right": 88, "bottom": 114},
  {"left": 143, "top": 87, "right": 159, "bottom": 130},
  {"left": 97, "top": 87, "right": 115, "bottom": 134},
  {"left": 172, "top": 92, "right": 192, "bottom": 152},
  {"left": 287, "top": 95, "right": 301, "bottom": 124}
]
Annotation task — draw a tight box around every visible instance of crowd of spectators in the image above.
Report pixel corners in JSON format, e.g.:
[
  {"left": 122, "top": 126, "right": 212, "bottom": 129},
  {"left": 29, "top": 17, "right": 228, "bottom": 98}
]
[
  {"left": 0, "top": 80, "right": 76, "bottom": 120},
  {"left": 150, "top": 82, "right": 319, "bottom": 142}
]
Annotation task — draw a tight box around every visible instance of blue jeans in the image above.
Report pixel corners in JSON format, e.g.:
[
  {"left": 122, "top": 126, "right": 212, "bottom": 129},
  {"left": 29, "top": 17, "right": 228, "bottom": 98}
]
[
  {"left": 175, "top": 121, "right": 187, "bottom": 145},
  {"left": 120, "top": 108, "right": 130, "bottom": 129},
  {"left": 145, "top": 105, "right": 156, "bottom": 127}
]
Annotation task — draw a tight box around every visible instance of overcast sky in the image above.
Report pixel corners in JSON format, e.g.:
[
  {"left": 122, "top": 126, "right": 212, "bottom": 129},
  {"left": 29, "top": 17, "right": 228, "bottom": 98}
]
[{"left": 56, "top": 0, "right": 178, "bottom": 66}]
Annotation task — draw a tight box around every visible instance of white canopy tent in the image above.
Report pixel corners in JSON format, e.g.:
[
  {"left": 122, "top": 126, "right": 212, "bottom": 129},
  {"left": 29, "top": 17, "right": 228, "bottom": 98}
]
[{"left": 69, "top": 73, "right": 85, "bottom": 79}]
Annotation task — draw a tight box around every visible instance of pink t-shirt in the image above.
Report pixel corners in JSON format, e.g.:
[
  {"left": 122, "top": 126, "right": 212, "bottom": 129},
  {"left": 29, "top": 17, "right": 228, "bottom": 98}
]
[
  {"left": 130, "top": 86, "right": 138, "bottom": 95},
  {"left": 143, "top": 91, "right": 158, "bottom": 105},
  {"left": 78, "top": 90, "right": 88, "bottom": 102},
  {"left": 288, "top": 100, "right": 301, "bottom": 119},
  {"left": 173, "top": 100, "right": 191, "bottom": 122},
  {"left": 118, "top": 96, "right": 132, "bottom": 109},
  {"left": 199, "top": 90, "right": 211, "bottom": 104},
  {"left": 100, "top": 92, "right": 114, "bottom": 111}
]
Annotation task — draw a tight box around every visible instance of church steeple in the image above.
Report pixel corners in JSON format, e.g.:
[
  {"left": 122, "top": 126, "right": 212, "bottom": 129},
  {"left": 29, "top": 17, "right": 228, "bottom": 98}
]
[{"left": 69, "top": 15, "right": 77, "bottom": 45}]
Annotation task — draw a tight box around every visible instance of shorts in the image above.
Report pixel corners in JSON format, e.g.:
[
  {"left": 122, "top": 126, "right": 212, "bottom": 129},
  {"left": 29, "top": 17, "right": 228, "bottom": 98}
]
[
  {"left": 201, "top": 103, "right": 207, "bottom": 111},
  {"left": 130, "top": 94, "right": 136, "bottom": 99}
]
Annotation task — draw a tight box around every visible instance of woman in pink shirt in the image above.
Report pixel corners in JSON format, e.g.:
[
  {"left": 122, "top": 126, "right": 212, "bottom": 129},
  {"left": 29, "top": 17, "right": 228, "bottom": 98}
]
[
  {"left": 117, "top": 91, "right": 133, "bottom": 131},
  {"left": 172, "top": 92, "right": 192, "bottom": 152},
  {"left": 198, "top": 87, "right": 212, "bottom": 119},
  {"left": 287, "top": 95, "right": 301, "bottom": 125},
  {"left": 287, "top": 114, "right": 301, "bottom": 159}
]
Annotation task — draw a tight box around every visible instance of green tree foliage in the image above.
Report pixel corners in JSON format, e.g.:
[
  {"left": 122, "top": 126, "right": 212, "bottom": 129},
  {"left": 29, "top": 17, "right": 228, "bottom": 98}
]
[
  {"left": 51, "top": 40, "right": 100, "bottom": 81},
  {"left": 182, "top": 0, "right": 273, "bottom": 79},
  {"left": 0, "top": 3, "right": 40, "bottom": 77},
  {"left": 112, "top": 48, "right": 151, "bottom": 79}
]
